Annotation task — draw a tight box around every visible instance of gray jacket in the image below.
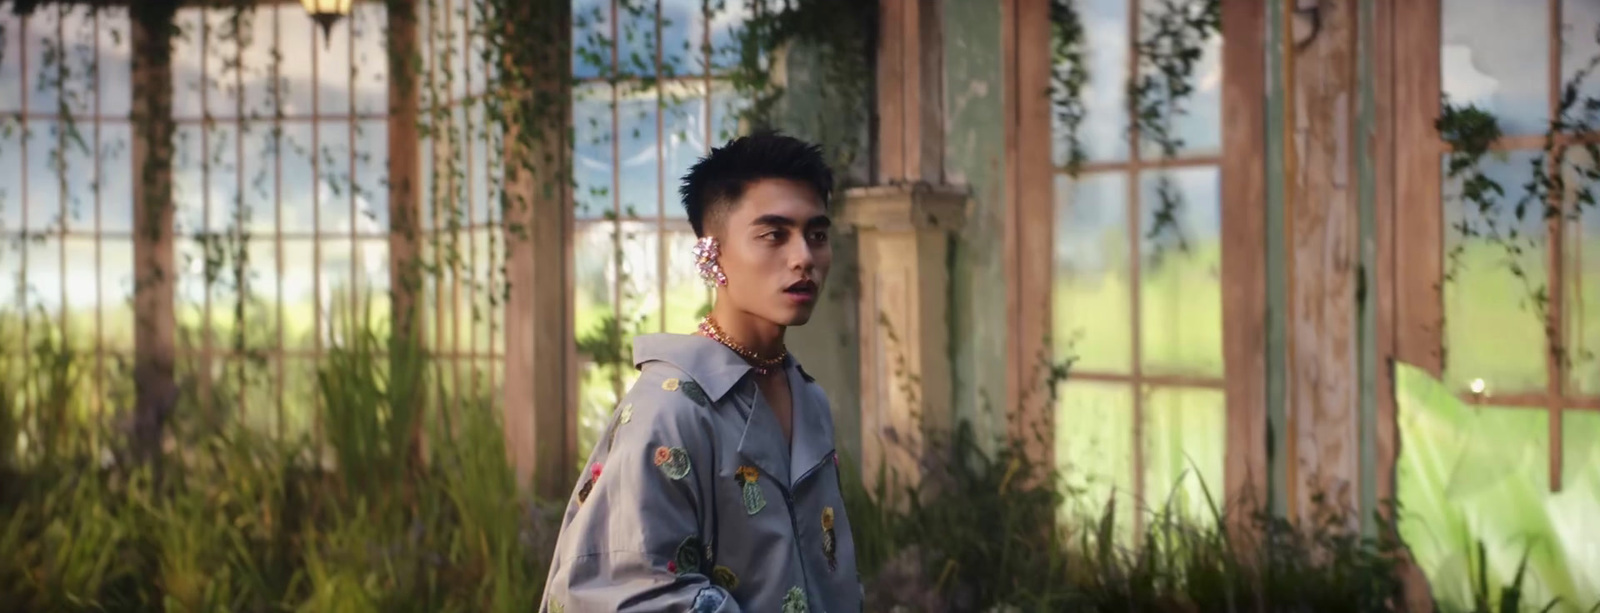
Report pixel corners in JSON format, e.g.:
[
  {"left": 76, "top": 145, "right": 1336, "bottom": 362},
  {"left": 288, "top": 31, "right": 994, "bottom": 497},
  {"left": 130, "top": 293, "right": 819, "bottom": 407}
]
[{"left": 540, "top": 333, "right": 863, "bottom": 613}]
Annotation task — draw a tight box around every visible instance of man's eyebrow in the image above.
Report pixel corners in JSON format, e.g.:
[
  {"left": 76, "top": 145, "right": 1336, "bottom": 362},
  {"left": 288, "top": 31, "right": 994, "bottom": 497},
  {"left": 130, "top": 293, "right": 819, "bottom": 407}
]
[{"left": 752, "top": 214, "right": 832, "bottom": 228}]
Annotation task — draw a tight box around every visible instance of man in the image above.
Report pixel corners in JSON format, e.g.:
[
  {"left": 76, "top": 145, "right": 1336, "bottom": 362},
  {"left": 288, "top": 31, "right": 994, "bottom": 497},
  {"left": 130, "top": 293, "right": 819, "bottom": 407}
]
[{"left": 540, "top": 131, "right": 862, "bottom": 613}]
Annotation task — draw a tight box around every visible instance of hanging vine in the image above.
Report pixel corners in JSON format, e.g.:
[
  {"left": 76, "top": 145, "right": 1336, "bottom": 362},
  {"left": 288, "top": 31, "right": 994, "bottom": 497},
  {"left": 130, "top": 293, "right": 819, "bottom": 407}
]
[
  {"left": 1130, "top": 0, "right": 1220, "bottom": 259},
  {"left": 1436, "top": 24, "right": 1600, "bottom": 374},
  {"left": 1050, "top": 0, "right": 1088, "bottom": 176}
]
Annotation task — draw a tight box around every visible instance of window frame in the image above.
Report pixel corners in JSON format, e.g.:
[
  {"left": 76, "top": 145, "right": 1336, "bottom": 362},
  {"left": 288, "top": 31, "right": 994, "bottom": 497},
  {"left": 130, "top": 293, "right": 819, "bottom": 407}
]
[{"left": 1395, "top": 0, "right": 1600, "bottom": 494}]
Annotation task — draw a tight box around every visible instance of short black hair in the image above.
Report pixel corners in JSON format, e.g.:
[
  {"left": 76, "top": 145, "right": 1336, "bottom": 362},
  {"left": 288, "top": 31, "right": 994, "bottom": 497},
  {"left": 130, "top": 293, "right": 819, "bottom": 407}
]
[{"left": 678, "top": 130, "right": 833, "bottom": 237}]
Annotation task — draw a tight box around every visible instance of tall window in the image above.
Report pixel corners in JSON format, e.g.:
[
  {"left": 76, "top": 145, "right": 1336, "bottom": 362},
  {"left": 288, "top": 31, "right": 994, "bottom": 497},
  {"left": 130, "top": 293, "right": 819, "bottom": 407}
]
[
  {"left": 1049, "top": 0, "right": 1224, "bottom": 535},
  {"left": 161, "top": 2, "right": 393, "bottom": 436},
  {"left": 1438, "top": 0, "right": 1600, "bottom": 492},
  {"left": 571, "top": 0, "right": 750, "bottom": 458},
  {"left": 0, "top": 4, "right": 135, "bottom": 423},
  {"left": 416, "top": 0, "right": 503, "bottom": 412}
]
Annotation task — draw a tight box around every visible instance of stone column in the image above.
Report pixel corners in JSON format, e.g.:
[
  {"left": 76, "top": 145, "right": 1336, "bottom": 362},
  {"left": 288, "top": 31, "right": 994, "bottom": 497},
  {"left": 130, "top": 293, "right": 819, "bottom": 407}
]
[{"left": 844, "top": 184, "right": 964, "bottom": 494}]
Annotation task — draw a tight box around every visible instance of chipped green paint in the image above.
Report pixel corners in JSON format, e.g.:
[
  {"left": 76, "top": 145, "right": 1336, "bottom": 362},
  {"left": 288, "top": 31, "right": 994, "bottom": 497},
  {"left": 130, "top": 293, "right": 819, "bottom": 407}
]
[
  {"left": 944, "top": 0, "right": 1009, "bottom": 449},
  {"left": 1264, "top": 0, "right": 1291, "bottom": 518}
]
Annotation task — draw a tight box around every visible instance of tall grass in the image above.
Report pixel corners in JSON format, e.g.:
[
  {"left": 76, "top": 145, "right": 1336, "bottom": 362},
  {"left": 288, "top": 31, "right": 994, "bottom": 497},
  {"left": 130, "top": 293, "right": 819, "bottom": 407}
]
[{"left": 2, "top": 319, "right": 1595, "bottom": 611}]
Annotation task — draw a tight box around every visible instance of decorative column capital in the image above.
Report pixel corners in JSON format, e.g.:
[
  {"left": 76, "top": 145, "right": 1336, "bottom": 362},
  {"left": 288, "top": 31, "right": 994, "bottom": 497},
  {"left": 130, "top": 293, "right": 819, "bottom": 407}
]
[{"left": 840, "top": 182, "right": 967, "bottom": 234}]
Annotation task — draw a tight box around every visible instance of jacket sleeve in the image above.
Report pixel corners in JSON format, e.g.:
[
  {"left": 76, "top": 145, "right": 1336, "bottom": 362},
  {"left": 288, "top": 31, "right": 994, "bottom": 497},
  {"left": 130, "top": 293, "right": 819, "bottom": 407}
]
[{"left": 541, "top": 368, "right": 740, "bottom": 613}]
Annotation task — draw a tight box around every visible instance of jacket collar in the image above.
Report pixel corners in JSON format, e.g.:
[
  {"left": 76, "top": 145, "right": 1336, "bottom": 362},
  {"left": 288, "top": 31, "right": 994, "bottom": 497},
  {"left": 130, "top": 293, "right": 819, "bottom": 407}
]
[{"left": 631, "top": 333, "right": 836, "bottom": 488}]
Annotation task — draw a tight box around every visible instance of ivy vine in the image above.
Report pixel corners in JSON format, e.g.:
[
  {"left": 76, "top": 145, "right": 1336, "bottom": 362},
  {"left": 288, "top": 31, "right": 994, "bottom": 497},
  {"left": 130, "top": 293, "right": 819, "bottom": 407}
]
[
  {"left": 1050, "top": 0, "right": 1088, "bottom": 176},
  {"left": 1131, "top": 0, "right": 1219, "bottom": 258},
  {"left": 1435, "top": 24, "right": 1600, "bottom": 374}
]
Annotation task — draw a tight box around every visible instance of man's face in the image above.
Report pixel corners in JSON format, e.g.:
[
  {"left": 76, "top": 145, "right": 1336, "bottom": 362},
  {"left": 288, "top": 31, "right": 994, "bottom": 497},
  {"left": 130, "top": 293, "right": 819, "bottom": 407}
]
[{"left": 712, "top": 177, "right": 832, "bottom": 327}]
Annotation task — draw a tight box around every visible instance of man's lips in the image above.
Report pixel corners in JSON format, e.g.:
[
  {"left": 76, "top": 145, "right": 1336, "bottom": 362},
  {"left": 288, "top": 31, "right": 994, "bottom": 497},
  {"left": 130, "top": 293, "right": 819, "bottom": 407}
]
[{"left": 784, "top": 280, "right": 817, "bottom": 297}]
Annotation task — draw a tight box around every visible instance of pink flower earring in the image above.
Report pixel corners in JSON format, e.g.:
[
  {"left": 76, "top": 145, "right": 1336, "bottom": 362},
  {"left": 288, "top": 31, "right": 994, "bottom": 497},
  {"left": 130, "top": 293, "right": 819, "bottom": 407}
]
[{"left": 693, "top": 236, "right": 728, "bottom": 287}]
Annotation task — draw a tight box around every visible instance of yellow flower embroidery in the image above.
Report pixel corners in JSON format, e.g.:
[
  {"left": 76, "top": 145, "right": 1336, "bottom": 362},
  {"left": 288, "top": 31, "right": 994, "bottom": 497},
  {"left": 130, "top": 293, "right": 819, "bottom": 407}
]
[
  {"left": 736, "top": 466, "right": 760, "bottom": 484},
  {"left": 661, "top": 378, "right": 681, "bottom": 392},
  {"left": 821, "top": 507, "right": 835, "bottom": 531}
]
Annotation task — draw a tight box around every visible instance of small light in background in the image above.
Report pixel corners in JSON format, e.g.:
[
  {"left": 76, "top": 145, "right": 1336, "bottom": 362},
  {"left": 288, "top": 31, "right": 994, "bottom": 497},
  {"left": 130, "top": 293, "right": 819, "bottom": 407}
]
[
  {"left": 1469, "top": 378, "right": 1486, "bottom": 395},
  {"left": 301, "top": 0, "right": 354, "bottom": 49}
]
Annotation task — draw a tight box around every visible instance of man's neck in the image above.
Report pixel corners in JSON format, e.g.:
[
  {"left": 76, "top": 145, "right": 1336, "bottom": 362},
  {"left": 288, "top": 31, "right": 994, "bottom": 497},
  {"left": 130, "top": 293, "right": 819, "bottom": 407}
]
[{"left": 706, "top": 303, "right": 786, "bottom": 358}]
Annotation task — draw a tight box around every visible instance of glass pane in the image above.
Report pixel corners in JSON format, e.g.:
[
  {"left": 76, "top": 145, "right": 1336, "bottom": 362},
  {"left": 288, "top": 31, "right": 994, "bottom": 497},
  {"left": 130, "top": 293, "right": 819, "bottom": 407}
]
[
  {"left": 317, "top": 119, "right": 355, "bottom": 235},
  {"left": 708, "top": 0, "right": 746, "bottom": 73},
  {"left": 1563, "top": 0, "right": 1600, "bottom": 121},
  {"left": 1143, "top": 386, "right": 1226, "bottom": 524},
  {"left": 1055, "top": 0, "right": 1129, "bottom": 165},
  {"left": 618, "top": 222, "right": 661, "bottom": 333},
  {"left": 709, "top": 80, "right": 748, "bottom": 145},
  {"left": 1564, "top": 410, "right": 1600, "bottom": 488},
  {"left": 203, "top": 7, "right": 241, "bottom": 119},
  {"left": 59, "top": 5, "right": 96, "bottom": 119},
  {"left": 469, "top": 229, "right": 500, "bottom": 353},
  {"left": 239, "top": 238, "right": 279, "bottom": 349},
  {"left": 280, "top": 122, "right": 316, "bottom": 233},
  {"left": 661, "top": 0, "right": 702, "bottom": 77},
  {"left": 575, "top": 222, "right": 620, "bottom": 352},
  {"left": 20, "top": 121, "right": 60, "bottom": 233},
  {"left": 1, "top": 239, "right": 21, "bottom": 311},
  {"left": 0, "top": 119, "right": 19, "bottom": 231},
  {"left": 354, "top": 119, "right": 388, "bottom": 231},
  {"left": 1055, "top": 380, "right": 1136, "bottom": 541},
  {"left": 25, "top": 120, "right": 62, "bottom": 232},
  {"left": 100, "top": 122, "right": 133, "bottom": 234},
  {"left": 172, "top": 122, "right": 205, "bottom": 233},
  {"left": 1441, "top": 0, "right": 1548, "bottom": 136},
  {"left": 280, "top": 238, "right": 318, "bottom": 349},
  {"left": 61, "top": 238, "right": 97, "bottom": 337},
  {"left": 0, "top": 6, "right": 21, "bottom": 113},
  {"left": 170, "top": 8, "right": 203, "bottom": 120},
  {"left": 206, "top": 122, "right": 241, "bottom": 234},
  {"left": 617, "top": 85, "right": 660, "bottom": 220},
  {"left": 24, "top": 238, "right": 62, "bottom": 317},
  {"left": 572, "top": 0, "right": 612, "bottom": 80},
  {"left": 577, "top": 359, "right": 621, "bottom": 462},
  {"left": 1442, "top": 150, "right": 1548, "bottom": 395},
  {"left": 662, "top": 229, "right": 710, "bottom": 334},
  {"left": 465, "top": 103, "right": 487, "bottom": 227},
  {"left": 25, "top": 6, "right": 60, "bottom": 112},
  {"left": 574, "top": 82, "right": 615, "bottom": 220},
  {"left": 1568, "top": 137, "right": 1600, "bottom": 397},
  {"left": 662, "top": 81, "right": 707, "bottom": 219},
  {"left": 1135, "top": 10, "right": 1222, "bottom": 157},
  {"left": 1053, "top": 171, "right": 1131, "bottom": 373},
  {"left": 60, "top": 119, "right": 94, "bottom": 231},
  {"left": 277, "top": 10, "right": 314, "bottom": 117},
  {"left": 98, "top": 8, "right": 132, "bottom": 120},
  {"left": 1140, "top": 167, "right": 1222, "bottom": 378},
  {"left": 239, "top": 5, "right": 277, "bottom": 121},
  {"left": 617, "top": 0, "right": 658, "bottom": 79},
  {"left": 352, "top": 2, "right": 388, "bottom": 116},
  {"left": 1574, "top": 201, "right": 1599, "bottom": 395},
  {"left": 101, "top": 237, "right": 134, "bottom": 351},
  {"left": 316, "top": 10, "right": 354, "bottom": 115}
]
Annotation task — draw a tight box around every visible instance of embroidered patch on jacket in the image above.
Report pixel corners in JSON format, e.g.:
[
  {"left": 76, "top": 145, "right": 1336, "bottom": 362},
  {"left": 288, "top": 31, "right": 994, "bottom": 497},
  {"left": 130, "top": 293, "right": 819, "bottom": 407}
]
[
  {"left": 692, "top": 587, "right": 726, "bottom": 613},
  {"left": 781, "top": 586, "right": 809, "bottom": 613},
  {"left": 822, "top": 506, "right": 838, "bottom": 571},
  {"left": 679, "top": 380, "right": 711, "bottom": 405},
  {"left": 577, "top": 462, "right": 603, "bottom": 505},
  {"left": 711, "top": 565, "right": 739, "bottom": 591},
  {"left": 619, "top": 402, "right": 634, "bottom": 424},
  {"left": 672, "top": 536, "right": 705, "bottom": 576},
  {"left": 662, "top": 377, "right": 681, "bottom": 392},
  {"left": 654, "top": 446, "right": 691, "bottom": 480},
  {"left": 547, "top": 598, "right": 565, "bottom": 613},
  {"left": 735, "top": 465, "right": 767, "bottom": 515}
]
